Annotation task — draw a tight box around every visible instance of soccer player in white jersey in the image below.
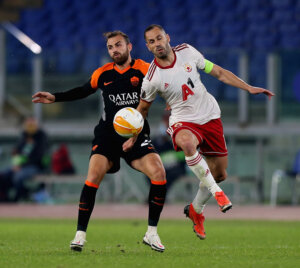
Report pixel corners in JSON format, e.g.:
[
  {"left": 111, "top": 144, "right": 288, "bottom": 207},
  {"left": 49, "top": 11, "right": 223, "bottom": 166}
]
[{"left": 123, "top": 24, "right": 274, "bottom": 240}]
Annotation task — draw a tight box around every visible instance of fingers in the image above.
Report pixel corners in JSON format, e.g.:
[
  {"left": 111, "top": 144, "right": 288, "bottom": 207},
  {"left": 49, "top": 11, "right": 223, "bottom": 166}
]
[
  {"left": 32, "top": 95, "right": 45, "bottom": 103},
  {"left": 122, "top": 143, "right": 131, "bottom": 152},
  {"left": 264, "top": 90, "right": 275, "bottom": 99},
  {"left": 32, "top": 91, "right": 46, "bottom": 98},
  {"left": 122, "top": 138, "right": 135, "bottom": 152},
  {"left": 32, "top": 91, "right": 54, "bottom": 103},
  {"left": 251, "top": 87, "right": 275, "bottom": 98}
]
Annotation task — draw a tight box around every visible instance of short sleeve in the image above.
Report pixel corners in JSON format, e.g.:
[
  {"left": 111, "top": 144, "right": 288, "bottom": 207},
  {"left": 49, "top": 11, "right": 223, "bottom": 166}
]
[
  {"left": 90, "top": 68, "right": 101, "bottom": 89},
  {"left": 140, "top": 77, "right": 157, "bottom": 103},
  {"left": 188, "top": 44, "right": 206, "bottom": 70}
]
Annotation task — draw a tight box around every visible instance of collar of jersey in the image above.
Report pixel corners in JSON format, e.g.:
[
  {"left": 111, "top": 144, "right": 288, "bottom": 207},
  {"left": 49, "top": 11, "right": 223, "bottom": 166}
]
[
  {"left": 154, "top": 50, "right": 177, "bottom": 69},
  {"left": 113, "top": 59, "right": 135, "bottom": 74}
]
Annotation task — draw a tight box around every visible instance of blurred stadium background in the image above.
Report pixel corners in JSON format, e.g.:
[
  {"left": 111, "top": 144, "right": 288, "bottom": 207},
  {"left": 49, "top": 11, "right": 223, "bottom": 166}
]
[{"left": 0, "top": 0, "right": 300, "bottom": 205}]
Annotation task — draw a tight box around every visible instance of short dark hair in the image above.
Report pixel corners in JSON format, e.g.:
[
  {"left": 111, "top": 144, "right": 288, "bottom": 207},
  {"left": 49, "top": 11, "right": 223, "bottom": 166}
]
[
  {"left": 144, "top": 24, "right": 166, "bottom": 40},
  {"left": 103, "top": 31, "right": 130, "bottom": 44}
]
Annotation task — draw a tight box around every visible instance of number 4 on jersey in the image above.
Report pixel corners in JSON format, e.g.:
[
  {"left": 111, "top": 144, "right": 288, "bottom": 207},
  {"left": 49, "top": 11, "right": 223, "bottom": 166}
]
[{"left": 182, "top": 78, "right": 195, "bottom": 101}]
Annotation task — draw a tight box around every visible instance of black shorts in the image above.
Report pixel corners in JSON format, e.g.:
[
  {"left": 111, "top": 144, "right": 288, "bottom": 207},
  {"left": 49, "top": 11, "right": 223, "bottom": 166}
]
[{"left": 90, "top": 124, "right": 157, "bottom": 173}]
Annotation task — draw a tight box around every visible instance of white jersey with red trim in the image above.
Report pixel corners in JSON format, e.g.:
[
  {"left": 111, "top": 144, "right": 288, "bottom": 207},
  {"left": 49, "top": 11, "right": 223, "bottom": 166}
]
[{"left": 141, "top": 43, "right": 221, "bottom": 126}]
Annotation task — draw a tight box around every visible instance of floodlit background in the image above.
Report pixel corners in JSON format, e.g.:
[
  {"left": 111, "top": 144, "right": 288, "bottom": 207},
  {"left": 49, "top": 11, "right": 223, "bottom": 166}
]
[{"left": 0, "top": 0, "right": 300, "bottom": 205}]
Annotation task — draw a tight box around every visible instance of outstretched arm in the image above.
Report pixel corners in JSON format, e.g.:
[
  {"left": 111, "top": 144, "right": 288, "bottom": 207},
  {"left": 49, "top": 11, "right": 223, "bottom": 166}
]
[
  {"left": 122, "top": 100, "right": 152, "bottom": 152},
  {"left": 208, "top": 64, "right": 275, "bottom": 98}
]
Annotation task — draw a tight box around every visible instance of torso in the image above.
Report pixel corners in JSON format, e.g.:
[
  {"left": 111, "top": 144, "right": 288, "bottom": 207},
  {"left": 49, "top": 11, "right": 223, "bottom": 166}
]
[
  {"left": 91, "top": 59, "right": 150, "bottom": 130},
  {"left": 142, "top": 44, "right": 221, "bottom": 126}
]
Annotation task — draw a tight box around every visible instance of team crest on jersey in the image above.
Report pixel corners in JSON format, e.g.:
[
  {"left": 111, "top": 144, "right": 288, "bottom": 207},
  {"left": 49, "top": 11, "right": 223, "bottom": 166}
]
[
  {"left": 130, "top": 76, "right": 139, "bottom": 86},
  {"left": 174, "top": 123, "right": 183, "bottom": 128},
  {"left": 184, "top": 64, "right": 192, "bottom": 72},
  {"left": 164, "top": 83, "right": 169, "bottom": 89}
]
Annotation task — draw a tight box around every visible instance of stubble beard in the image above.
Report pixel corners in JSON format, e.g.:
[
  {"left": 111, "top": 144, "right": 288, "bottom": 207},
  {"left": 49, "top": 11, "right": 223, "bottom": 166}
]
[
  {"left": 155, "top": 44, "right": 172, "bottom": 59},
  {"left": 112, "top": 50, "right": 129, "bottom": 65}
]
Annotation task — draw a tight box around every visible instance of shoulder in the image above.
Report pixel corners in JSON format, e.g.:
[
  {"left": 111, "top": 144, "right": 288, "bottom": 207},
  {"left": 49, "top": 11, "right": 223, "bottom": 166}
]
[
  {"left": 92, "top": 62, "right": 114, "bottom": 77},
  {"left": 146, "top": 60, "right": 158, "bottom": 82},
  {"left": 132, "top": 59, "right": 150, "bottom": 76},
  {"left": 174, "top": 43, "right": 200, "bottom": 56},
  {"left": 173, "top": 43, "right": 189, "bottom": 52},
  {"left": 174, "top": 43, "right": 204, "bottom": 62},
  {"left": 90, "top": 62, "right": 114, "bottom": 88}
]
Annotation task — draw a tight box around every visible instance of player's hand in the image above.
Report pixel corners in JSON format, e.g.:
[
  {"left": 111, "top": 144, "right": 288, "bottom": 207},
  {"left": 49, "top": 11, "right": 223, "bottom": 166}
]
[
  {"left": 32, "top": 92, "right": 55, "bottom": 104},
  {"left": 122, "top": 136, "right": 138, "bottom": 152},
  {"left": 248, "top": 87, "right": 275, "bottom": 99},
  {"left": 165, "top": 103, "right": 171, "bottom": 111}
]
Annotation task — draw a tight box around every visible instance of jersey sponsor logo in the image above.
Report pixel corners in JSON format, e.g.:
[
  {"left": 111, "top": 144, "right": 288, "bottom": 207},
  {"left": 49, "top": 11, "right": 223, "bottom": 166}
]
[
  {"left": 108, "top": 92, "right": 139, "bottom": 106},
  {"left": 184, "top": 63, "right": 192, "bottom": 72},
  {"left": 104, "top": 81, "right": 113, "bottom": 86},
  {"left": 130, "top": 76, "right": 139, "bottom": 86},
  {"left": 164, "top": 83, "right": 169, "bottom": 89}
]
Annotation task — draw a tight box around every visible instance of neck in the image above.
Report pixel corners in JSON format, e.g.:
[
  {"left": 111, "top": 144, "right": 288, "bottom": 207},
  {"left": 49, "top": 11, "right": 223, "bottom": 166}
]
[
  {"left": 155, "top": 50, "right": 175, "bottom": 67},
  {"left": 115, "top": 55, "right": 132, "bottom": 70}
]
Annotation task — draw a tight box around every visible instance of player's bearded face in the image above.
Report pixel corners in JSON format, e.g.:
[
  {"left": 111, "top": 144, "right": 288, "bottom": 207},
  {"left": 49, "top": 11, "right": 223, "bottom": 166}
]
[
  {"left": 154, "top": 41, "right": 171, "bottom": 59},
  {"left": 146, "top": 29, "right": 172, "bottom": 59},
  {"left": 107, "top": 36, "right": 131, "bottom": 65},
  {"left": 111, "top": 48, "right": 130, "bottom": 65}
]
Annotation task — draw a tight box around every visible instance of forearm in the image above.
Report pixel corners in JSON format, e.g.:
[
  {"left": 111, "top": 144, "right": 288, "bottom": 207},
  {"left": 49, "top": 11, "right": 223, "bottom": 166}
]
[
  {"left": 54, "top": 83, "right": 95, "bottom": 102},
  {"left": 207, "top": 63, "right": 273, "bottom": 97},
  {"left": 217, "top": 69, "right": 251, "bottom": 92},
  {"left": 136, "top": 100, "right": 151, "bottom": 119}
]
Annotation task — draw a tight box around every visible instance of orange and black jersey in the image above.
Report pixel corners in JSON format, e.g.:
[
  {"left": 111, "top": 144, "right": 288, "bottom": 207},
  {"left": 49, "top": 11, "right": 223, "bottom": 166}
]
[{"left": 54, "top": 59, "right": 149, "bottom": 128}]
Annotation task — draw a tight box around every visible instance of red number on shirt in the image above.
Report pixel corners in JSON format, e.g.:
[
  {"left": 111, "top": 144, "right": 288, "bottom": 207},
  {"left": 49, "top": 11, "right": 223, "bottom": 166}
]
[{"left": 182, "top": 84, "right": 194, "bottom": 101}]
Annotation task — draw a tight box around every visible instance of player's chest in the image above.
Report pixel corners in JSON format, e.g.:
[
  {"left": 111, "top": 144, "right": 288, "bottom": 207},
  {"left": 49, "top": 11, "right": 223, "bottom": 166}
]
[
  {"left": 99, "top": 70, "right": 143, "bottom": 94},
  {"left": 99, "top": 70, "right": 144, "bottom": 105},
  {"left": 158, "top": 61, "right": 200, "bottom": 95}
]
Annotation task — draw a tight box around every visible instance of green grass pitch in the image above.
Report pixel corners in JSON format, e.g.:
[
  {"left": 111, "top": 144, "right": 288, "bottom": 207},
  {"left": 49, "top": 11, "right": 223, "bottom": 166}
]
[{"left": 0, "top": 218, "right": 299, "bottom": 268}]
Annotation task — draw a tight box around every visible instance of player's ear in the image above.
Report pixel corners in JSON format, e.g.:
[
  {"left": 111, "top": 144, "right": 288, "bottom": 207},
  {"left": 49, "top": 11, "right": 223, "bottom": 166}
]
[
  {"left": 128, "top": 42, "right": 132, "bottom": 52},
  {"left": 146, "top": 42, "right": 151, "bottom": 51},
  {"left": 166, "top": 34, "right": 170, "bottom": 43}
]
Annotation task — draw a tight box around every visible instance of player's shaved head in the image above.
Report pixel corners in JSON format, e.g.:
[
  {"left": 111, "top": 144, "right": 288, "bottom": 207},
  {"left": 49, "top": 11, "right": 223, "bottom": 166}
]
[
  {"left": 144, "top": 24, "right": 166, "bottom": 40},
  {"left": 103, "top": 31, "right": 130, "bottom": 44}
]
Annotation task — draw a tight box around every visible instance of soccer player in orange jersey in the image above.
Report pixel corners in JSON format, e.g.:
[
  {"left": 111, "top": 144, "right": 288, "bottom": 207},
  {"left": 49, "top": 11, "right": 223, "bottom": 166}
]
[{"left": 33, "top": 31, "right": 166, "bottom": 252}]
